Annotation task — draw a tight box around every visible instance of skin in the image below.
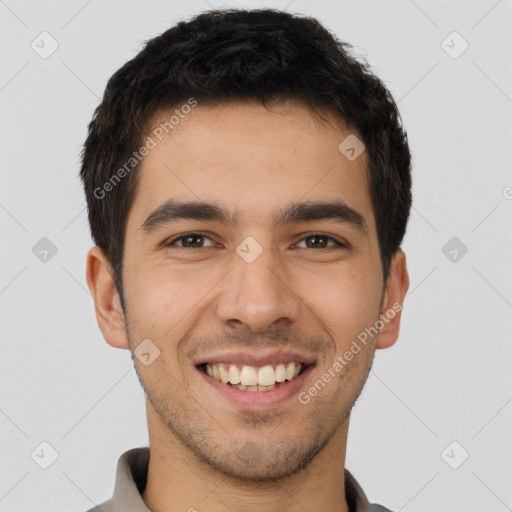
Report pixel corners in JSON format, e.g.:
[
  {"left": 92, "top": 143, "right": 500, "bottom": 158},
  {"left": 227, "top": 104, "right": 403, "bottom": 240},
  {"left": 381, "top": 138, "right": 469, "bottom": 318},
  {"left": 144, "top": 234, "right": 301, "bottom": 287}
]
[{"left": 86, "top": 100, "right": 409, "bottom": 512}]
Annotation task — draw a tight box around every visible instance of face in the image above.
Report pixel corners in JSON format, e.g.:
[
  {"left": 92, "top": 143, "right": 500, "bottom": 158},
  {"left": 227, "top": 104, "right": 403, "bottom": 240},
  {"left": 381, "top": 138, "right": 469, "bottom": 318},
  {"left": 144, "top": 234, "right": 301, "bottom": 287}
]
[{"left": 100, "top": 100, "right": 401, "bottom": 480}]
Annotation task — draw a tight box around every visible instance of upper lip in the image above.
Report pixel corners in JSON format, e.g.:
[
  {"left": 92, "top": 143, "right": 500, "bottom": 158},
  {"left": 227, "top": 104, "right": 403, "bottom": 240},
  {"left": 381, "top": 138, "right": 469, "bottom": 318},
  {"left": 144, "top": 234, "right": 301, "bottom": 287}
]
[{"left": 193, "top": 349, "right": 317, "bottom": 368}]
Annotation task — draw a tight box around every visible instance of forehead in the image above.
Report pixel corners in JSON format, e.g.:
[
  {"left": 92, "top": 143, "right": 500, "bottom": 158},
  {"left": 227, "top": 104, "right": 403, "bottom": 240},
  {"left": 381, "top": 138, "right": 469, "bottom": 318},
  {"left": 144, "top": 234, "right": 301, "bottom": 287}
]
[{"left": 128, "top": 100, "right": 375, "bottom": 234}]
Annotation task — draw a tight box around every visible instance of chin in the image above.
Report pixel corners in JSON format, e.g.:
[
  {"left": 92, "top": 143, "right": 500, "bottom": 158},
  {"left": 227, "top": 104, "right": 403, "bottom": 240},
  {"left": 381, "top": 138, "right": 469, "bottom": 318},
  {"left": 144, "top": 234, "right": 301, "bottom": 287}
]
[{"left": 198, "top": 437, "right": 328, "bottom": 482}]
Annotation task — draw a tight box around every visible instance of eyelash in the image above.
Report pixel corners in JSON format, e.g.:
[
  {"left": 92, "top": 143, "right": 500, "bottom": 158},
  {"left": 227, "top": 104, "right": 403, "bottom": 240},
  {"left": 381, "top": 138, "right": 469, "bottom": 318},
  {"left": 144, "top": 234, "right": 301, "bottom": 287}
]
[{"left": 164, "top": 232, "right": 348, "bottom": 250}]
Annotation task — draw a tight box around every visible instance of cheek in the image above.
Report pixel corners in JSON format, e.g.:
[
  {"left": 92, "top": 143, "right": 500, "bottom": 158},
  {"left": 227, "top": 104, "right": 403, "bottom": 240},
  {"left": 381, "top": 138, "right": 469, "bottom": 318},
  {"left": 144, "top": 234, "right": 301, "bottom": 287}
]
[
  {"left": 296, "top": 263, "right": 381, "bottom": 344},
  {"left": 125, "top": 262, "right": 218, "bottom": 335}
]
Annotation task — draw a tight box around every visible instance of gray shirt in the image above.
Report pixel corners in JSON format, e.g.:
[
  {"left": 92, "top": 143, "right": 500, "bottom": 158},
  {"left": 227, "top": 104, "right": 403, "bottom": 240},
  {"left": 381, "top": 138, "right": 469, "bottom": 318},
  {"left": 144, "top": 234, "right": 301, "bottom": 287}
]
[{"left": 87, "top": 447, "right": 393, "bottom": 512}]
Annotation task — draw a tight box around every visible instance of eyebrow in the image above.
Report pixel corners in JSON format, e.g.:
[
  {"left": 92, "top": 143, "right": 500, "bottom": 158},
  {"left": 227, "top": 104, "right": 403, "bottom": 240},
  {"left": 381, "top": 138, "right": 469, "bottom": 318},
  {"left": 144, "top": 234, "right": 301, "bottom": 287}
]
[{"left": 140, "top": 199, "right": 368, "bottom": 235}]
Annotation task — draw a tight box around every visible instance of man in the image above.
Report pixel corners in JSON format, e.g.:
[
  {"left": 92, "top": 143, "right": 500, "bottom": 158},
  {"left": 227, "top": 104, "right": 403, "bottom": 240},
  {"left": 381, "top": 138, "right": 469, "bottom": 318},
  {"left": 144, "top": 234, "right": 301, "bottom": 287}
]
[{"left": 81, "top": 8, "right": 411, "bottom": 512}]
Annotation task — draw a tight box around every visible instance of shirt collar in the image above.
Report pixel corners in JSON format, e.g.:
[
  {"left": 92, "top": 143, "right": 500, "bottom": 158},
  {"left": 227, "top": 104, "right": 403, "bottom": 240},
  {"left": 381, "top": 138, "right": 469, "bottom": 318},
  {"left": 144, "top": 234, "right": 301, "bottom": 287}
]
[{"left": 109, "top": 447, "right": 376, "bottom": 512}]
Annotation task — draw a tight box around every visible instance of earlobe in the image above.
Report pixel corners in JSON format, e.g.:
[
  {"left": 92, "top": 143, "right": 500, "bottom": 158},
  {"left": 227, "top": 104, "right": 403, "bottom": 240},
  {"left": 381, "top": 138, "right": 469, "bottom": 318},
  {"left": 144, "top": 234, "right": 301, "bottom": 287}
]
[
  {"left": 85, "top": 246, "right": 130, "bottom": 350},
  {"left": 376, "top": 250, "right": 410, "bottom": 350}
]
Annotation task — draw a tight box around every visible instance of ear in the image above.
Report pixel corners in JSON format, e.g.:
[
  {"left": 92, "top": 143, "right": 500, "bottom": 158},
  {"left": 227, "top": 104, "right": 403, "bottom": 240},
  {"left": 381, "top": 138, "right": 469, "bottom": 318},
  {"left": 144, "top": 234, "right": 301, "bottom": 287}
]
[
  {"left": 376, "top": 249, "right": 409, "bottom": 349},
  {"left": 85, "top": 246, "right": 130, "bottom": 350}
]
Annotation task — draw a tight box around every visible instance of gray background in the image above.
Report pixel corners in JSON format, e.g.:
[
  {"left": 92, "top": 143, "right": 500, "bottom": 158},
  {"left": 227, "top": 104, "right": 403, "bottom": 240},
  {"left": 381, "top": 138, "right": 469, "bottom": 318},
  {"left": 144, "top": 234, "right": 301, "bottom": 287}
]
[{"left": 1, "top": 0, "right": 511, "bottom": 511}]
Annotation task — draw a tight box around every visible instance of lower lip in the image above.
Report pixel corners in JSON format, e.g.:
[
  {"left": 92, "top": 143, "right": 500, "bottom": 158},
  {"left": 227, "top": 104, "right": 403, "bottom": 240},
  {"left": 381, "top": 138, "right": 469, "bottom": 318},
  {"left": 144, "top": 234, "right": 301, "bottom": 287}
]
[{"left": 197, "top": 365, "right": 315, "bottom": 409}]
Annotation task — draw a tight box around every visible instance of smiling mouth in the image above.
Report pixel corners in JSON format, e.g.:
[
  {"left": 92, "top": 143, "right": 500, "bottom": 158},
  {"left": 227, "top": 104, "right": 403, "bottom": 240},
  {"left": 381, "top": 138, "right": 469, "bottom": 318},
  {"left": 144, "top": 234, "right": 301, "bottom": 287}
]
[{"left": 198, "top": 362, "right": 309, "bottom": 391}]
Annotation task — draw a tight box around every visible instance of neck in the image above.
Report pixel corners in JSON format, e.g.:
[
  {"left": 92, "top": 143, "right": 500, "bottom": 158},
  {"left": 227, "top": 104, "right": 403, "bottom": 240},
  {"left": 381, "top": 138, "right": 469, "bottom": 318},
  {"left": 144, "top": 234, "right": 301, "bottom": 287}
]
[{"left": 141, "top": 403, "right": 351, "bottom": 512}]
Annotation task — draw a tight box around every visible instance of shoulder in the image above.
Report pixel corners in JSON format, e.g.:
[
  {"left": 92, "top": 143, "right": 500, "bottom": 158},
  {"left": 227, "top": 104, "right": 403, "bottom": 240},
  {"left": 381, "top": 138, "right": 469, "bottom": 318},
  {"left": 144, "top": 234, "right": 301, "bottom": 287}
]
[
  {"left": 368, "top": 504, "right": 395, "bottom": 512},
  {"left": 84, "top": 498, "right": 114, "bottom": 512}
]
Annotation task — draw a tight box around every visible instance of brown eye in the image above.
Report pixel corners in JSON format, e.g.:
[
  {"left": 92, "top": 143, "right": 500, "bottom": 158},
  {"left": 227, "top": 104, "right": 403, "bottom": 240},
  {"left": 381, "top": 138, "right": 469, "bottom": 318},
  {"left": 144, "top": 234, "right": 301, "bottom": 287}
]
[
  {"left": 166, "top": 233, "right": 215, "bottom": 249},
  {"left": 295, "top": 234, "right": 346, "bottom": 249}
]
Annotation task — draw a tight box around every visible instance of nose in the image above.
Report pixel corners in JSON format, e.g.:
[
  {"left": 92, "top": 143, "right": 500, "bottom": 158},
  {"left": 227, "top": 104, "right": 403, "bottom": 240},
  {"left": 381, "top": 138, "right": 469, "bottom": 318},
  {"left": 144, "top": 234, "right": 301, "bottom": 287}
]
[{"left": 215, "top": 245, "right": 301, "bottom": 333}]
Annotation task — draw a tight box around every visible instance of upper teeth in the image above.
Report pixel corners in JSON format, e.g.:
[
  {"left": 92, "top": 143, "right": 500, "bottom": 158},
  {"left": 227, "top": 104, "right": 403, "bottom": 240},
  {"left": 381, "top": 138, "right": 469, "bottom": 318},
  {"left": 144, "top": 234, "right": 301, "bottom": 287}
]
[{"left": 205, "top": 362, "right": 302, "bottom": 386}]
